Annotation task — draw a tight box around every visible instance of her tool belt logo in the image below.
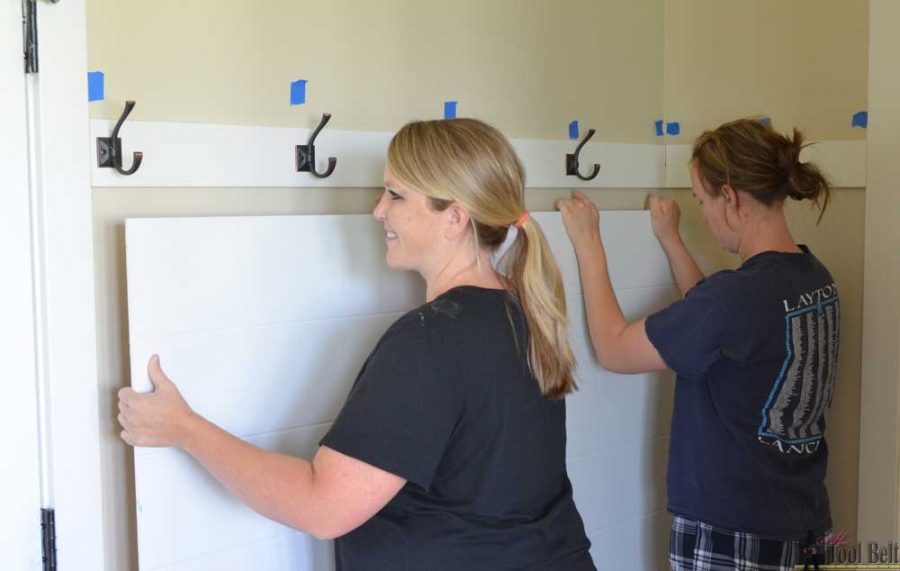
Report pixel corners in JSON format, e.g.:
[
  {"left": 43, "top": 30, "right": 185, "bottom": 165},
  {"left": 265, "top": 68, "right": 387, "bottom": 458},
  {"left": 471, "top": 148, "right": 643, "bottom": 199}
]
[{"left": 758, "top": 284, "right": 840, "bottom": 454}]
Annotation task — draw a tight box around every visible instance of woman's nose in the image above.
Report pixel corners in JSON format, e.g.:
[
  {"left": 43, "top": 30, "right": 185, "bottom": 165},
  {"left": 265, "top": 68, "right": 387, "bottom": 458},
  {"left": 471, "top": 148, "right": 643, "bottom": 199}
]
[{"left": 373, "top": 193, "right": 388, "bottom": 221}]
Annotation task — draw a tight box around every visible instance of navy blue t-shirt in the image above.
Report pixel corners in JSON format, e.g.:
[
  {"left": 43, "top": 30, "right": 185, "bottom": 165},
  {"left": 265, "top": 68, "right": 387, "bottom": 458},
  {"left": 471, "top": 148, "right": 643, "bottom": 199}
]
[
  {"left": 645, "top": 246, "right": 838, "bottom": 540},
  {"left": 321, "top": 286, "right": 595, "bottom": 570}
]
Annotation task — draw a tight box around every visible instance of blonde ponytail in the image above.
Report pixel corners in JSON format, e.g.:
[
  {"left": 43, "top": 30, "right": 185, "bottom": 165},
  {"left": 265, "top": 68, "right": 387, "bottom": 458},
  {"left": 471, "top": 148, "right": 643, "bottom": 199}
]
[{"left": 500, "top": 217, "right": 577, "bottom": 398}]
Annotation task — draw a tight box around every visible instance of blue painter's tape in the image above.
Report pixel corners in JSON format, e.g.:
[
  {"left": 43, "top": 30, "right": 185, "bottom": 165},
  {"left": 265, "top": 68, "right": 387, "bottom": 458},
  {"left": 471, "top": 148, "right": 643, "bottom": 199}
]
[
  {"left": 758, "top": 116, "right": 772, "bottom": 127},
  {"left": 852, "top": 111, "right": 868, "bottom": 128},
  {"left": 569, "top": 120, "right": 579, "bottom": 140},
  {"left": 290, "top": 79, "right": 307, "bottom": 106},
  {"left": 88, "top": 71, "right": 104, "bottom": 102},
  {"left": 666, "top": 121, "right": 680, "bottom": 136},
  {"left": 444, "top": 101, "right": 458, "bottom": 119},
  {"left": 655, "top": 120, "right": 664, "bottom": 137}
]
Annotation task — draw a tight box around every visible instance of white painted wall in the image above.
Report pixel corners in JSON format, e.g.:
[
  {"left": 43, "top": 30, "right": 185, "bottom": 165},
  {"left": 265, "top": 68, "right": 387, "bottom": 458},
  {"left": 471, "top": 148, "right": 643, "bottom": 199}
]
[{"left": 125, "top": 211, "right": 676, "bottom": 570}]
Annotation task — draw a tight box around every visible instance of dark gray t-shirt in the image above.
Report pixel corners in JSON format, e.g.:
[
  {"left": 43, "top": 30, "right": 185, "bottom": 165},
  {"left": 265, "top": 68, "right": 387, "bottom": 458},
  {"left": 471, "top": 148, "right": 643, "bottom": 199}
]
[
  {"left": 646, "top": 246, "right": 838, "bottom": 540},
  {"left": 321, "top": 286, "right": 595, "bottom": 570}
]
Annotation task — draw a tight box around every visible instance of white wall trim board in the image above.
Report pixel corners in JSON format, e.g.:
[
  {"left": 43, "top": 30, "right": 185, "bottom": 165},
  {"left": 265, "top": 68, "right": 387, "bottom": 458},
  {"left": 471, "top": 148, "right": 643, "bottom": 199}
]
[
  {"left": 0, "top": 3, "right": 43, "bottom": 567},
  {"left": 665, "top": 141, "right": 867, "bottom": 189},
  {"left": 857, "top": 0, "right": 900, "bottom": 544},
  {"left": 29, "top": 0, "right": 106, "bottom": 567},
  {"left": 90, "top": 120, "right": 866, "bottom": 191},
  {"left": 89, "top": 119, "right": 666, "bottom": 189}
]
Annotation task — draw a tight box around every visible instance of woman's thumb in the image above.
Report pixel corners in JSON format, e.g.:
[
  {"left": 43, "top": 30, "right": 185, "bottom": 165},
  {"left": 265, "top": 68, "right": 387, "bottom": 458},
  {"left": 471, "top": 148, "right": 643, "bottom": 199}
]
[{"left": 147, "top": 355, "right": 171, "bottom": 389}]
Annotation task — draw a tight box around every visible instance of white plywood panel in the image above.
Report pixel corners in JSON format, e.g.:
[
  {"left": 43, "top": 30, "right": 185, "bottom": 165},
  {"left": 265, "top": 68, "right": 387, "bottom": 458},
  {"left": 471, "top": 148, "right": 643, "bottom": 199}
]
[{"left": 127, "top": 210, "right": 677, "bottom": 570}]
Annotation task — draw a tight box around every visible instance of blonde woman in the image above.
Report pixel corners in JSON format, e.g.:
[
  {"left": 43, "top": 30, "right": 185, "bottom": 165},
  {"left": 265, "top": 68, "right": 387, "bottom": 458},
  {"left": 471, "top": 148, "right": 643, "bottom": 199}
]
[
  {"left": 118, "top": 119, "right": 596, "bottom": 570},
  {"left": 557, "top": 118, "right": 836, "bottom": 571}
]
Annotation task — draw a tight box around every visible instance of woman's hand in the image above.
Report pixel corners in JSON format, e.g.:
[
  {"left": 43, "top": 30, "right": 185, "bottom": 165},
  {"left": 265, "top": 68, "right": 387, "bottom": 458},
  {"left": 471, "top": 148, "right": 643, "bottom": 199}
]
[
  {"left": 556, "top": 191, "right": 601, "bottom": 251},
  {"left": 647, "top": 192, "right": 681, "bottom": 246},
  {"left": 118, "top": 355, "right": 199, "bottom": 448}
]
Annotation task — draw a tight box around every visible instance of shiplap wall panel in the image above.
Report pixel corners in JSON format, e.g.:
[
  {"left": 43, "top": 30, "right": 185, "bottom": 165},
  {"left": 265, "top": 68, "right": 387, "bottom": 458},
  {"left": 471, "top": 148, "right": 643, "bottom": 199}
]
[{"left": 126, "top": 211, "right": 676, "bottom": 570}]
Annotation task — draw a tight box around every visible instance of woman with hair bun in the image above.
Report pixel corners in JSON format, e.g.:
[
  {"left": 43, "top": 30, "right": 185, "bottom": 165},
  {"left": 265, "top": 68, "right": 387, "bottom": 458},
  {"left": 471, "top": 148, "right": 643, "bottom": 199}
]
[
  {"left": 557, "top": 118, "right": 836, "bottom": 571},
  {"left": 118, "top": 118, "right": 596, "bottom": 570}
]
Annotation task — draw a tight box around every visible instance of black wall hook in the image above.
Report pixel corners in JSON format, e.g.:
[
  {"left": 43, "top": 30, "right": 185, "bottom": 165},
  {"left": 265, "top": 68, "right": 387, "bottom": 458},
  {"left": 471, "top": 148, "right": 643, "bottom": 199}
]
[
  {"left": 296, "top": 113, "right": 337, "bottom": 178},
  {"left": 97, "top": 100, "right": 143, "bottom": 176},
  {"left": 565, "top": 128, "right": 601, "bottom": 181}
]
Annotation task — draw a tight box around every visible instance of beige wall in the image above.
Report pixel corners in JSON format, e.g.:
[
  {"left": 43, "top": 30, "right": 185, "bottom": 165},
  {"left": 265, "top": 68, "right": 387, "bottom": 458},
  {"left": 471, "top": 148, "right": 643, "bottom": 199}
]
[
  {"left": 664, "top": 0, "right": 869, "bottom": 143},
  {"left": 87, "top": 1, "right": 869, "bottom": 569},
  {"left": 87, "top": 0, "right": 664, "bottom": 142},
  {"left": 858, "top": 0, "right": 900, "bottom": 544}
]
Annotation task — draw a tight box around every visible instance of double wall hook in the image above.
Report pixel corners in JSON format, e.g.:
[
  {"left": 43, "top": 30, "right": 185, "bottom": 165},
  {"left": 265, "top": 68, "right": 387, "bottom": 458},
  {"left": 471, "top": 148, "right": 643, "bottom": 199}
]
[
  {"left": 565, "top": 128, "right": 601, "bottom": 181},
  {"left": 97, "top": 100, "right": 143, "bottom": 176},
  {"left": 296, "top": 113, "right": 337, "bottom": 178}
]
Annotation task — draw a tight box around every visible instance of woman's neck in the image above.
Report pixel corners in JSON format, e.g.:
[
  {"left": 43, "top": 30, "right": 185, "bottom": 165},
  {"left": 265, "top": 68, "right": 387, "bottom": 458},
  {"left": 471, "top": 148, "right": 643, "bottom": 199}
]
[
  {"left": 423, "top": 251, "right": 505, "bottom": 301},
  {"left": 736, "top": 209, "right": 802, "bottom": 262}
]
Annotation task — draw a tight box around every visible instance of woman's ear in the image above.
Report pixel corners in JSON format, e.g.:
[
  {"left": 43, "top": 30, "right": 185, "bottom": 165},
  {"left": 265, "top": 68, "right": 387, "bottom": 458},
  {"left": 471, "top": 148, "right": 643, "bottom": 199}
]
[
  {"left": 444, "top": 203, "right": 472, "bottom": 240},
  {"left": 721, "top": 184, "right": 748, "bottom": 228},
  {"left": 721, "top": 184, "right": 740, "bottom": 210}
]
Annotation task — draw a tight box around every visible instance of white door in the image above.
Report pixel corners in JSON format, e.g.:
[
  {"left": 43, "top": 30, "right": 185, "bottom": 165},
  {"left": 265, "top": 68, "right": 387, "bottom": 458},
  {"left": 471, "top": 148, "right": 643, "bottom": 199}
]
[{"left": 0, "top": 0, "right": 45, "bottom": 568}]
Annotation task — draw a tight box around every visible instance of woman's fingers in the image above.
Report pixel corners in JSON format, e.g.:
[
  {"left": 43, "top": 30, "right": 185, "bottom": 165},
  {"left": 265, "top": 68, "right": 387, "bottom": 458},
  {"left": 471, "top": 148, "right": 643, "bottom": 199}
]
[{"left": 556, "top": 192, "right": 601, "bottom": 248}]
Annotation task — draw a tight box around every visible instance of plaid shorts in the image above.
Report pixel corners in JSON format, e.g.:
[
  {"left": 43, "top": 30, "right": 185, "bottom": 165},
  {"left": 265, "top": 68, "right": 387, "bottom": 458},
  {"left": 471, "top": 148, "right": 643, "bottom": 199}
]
[{"left": 669, "top": 515, "right": 827, "bottom": 571}]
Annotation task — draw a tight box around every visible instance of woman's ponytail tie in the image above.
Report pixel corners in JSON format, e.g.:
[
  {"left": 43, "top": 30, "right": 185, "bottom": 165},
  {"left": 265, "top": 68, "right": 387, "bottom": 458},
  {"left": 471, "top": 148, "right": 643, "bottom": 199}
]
[{"left": 513, "top": 211, "right": 531, "bottom": 229}]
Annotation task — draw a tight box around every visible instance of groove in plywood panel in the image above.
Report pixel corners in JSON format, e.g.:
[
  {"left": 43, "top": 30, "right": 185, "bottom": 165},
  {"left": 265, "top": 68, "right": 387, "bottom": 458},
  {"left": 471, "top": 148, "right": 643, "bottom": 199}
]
[{"left": 154, "top": 532, "right": 333, "bottom": 571}]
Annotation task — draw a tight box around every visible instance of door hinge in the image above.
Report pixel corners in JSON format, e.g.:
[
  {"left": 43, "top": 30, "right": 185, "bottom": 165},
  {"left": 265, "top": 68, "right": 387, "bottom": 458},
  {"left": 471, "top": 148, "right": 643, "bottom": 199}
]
[
  {"left": 41, "top": 508, "right": 56, "bottom": 571},
  {"left": 23, "top": 0, "right": 38, "bottom": 73},
  {"left": 23, "top": 0, "right": 59, "bottom": 74}
]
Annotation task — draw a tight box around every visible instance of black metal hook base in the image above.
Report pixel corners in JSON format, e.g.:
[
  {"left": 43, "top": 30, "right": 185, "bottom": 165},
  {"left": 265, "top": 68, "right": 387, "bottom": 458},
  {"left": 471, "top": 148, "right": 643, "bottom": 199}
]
[
  {"left": 97, "top": 100, "right": 143, "bottom": 176},
  {"left": 296, "top": 113, "right": 337, "bottom": 178},
  {"left": 565, "top": 128, "right": 601, "bottom": 181}
]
